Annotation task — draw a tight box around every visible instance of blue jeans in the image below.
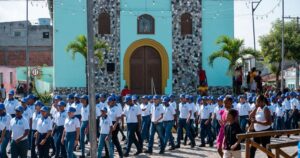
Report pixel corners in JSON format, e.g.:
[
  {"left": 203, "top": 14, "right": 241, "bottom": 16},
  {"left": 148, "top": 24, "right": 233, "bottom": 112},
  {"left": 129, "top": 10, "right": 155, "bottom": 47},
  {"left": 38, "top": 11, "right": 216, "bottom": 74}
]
[
  {"left": 176, "top": 118, "right": 195, "bottom": 146},
  {"left": 284, "top": 110, "right": 291, "bottom": 129},
  {"left": 200, "top": 119, "right": 213, "bottom": 145},
  {"left": 148, "top": 122, "right": 165, "bottom": 152},
  {"left": 141, "top": 115, "right": 151, "bottom": 142},
  {"left": 80, "top": 121, "right": 88, "bottom": 156},
  {"left": 98, "top": 134, "right": 113, "bottom": 158},
  {"left": 239, "top": 115, "right": 249, "bottom": 132},
  {"left": 54, "top": 126, "right": 66, "bottom": 158},
  {"left": 125, "top": 123, "right": 141, "bottom": 154},
  {"left": 65, "top": 132, "right": 76, "bottom": 158},
  {"left": 0, "top": 130, "right": 9, "bottom": 158},
  {"left": 275, "top": 117, "right": 284, "bottom": 130},
  {"left": 163, "top": 121, "right": 175, "bottom": 148}
]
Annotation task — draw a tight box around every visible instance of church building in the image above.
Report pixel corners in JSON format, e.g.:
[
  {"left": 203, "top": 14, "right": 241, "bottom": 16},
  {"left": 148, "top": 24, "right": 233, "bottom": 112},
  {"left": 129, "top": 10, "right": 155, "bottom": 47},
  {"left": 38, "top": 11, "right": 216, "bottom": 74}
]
[{"left": 52, "top": 0, "right": 234, "bottom": 95}]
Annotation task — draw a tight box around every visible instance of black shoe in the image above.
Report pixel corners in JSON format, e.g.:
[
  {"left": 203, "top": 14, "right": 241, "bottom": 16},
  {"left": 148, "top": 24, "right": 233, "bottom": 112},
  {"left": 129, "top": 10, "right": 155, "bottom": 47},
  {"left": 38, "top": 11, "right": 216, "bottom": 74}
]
[
  {"left": 183, "top": 141, "right": 187, "bottom": 146},
  {"left": 175, "top": 144, "right": 180, "bottom": 148},
  {"left": 199, "top": 144, "right": 205, "bottom": 147},
  {"left": 79, "top": 156, "right": 85, "bottom": 158},
  {"left": 209, "top": 143, "right": 213, "bottom": 147},
  {"left": 134, "top": 150, "right": 142, "bottom": 155},
  {"left": 121, "top": 136, "right": 126, "bottom": 141},
  {"left": 144, "top": 150, "right": 152, "bottom": 154},
  {"left": 191, "top": 143, "right": 195, "bottom": 148},
  {"left": 188, "top": 142, "right": 191, "bottom": 145},
  {"left": 159, "top": 150, "right": 164, "bottom": 154},
  {"left": 169, "top": 146, "right": 176, "bottom": 150}
]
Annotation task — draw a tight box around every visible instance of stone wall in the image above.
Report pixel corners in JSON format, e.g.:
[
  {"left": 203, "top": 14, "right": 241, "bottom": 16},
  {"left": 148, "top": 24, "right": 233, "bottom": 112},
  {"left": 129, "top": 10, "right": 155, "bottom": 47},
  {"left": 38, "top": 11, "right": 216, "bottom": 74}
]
[
  {"left": 93, "top": 0, "right": 121, "bottom": 93},
  {"left": 171, "top": 0, "right": 202, "bottom": 94}
]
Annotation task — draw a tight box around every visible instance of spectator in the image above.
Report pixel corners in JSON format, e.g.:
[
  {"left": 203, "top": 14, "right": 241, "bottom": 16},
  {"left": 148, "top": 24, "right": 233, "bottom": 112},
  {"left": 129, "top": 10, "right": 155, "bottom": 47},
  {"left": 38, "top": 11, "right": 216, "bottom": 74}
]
[
  {"left": 121, "top": 85, "right": 131, "bottom": 97},
  {"left": 0, "top": 84, "right": 6, "bottom": 100}
]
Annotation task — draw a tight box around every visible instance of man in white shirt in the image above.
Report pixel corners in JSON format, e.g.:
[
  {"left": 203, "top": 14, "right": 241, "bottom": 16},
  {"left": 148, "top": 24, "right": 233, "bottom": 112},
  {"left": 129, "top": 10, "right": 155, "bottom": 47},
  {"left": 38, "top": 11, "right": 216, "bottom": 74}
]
[
  {"left": 236, "top": 95, "right": 251, "bottom": 132},
  {"left": 175, "top": 94, "right": 195, "bottom": 148},
  {"left": 290, "top": 92, "right": 299, "bottom": 129},
  {"left": 198, "top": 97, "right": 213, "bottom": 147},
  {"left": 282, "top": 93, "right": 291, "bottom": 129},
  {"left": 66, "top": 94, "right": 75, "bottom": 110},
  {"left": 98, "top": 107, "right": 113, "bottom": 158},
  {"left": 212, "top": 96, "right": 224, "bottom": 136},
  {"left": 140, "top": 95, "right": 151, "bottom": 144},
  {"left": 79, "top": 95, "right": 89, "bottom": 157},
  {"left": 71, "top": 94, "right": 82, "bottom": 120},
  {"left": 10, "top": 105, "right": 30, "bottom": 158},
  {"left": 162, "top": 97, "right": 177, "bottom": 150},
  {"left": 145, "top": 95, "right": 165, "bottom": 154},
  {"left": 4, "top": 90, "right": 19, "bottom": 118},
  {"left": 0, "top": 103, "right": 11, "bottom": 158},
  {"left": 53, "top": 101, "right": 67, "bottom": 158},
  {"left": 274, "top": 99, "right": 285, "bottom": 130},
  {"left": 122, "top": 96, "right": 142, "bottom": 157}
]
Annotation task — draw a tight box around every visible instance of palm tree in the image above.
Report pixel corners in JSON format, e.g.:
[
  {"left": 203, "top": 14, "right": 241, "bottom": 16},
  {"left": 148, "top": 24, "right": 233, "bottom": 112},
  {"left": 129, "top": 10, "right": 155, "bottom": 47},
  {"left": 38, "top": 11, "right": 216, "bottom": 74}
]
[
  {"left": 208, "top": 35, "right": 259, "bottom": 94},
  {"left": 66, "top": 35, "right": 110, "bottom": 93}
]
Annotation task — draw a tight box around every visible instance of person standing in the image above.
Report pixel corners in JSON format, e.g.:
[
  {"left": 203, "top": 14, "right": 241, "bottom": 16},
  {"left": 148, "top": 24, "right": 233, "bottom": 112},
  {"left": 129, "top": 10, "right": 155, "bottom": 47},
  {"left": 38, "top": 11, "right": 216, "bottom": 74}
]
[
  {"left": 71, "top": 94, "right": 82, "bottom": 120},
  {"left": 80, "top": 95, "right": 89, "bottom": 158},
  {"left": 122, "top": 96, "right": 142, "bottom": 157},
  {"left": 198, "top": 96, "right": 213, "bottom": 147},
  {"left": 140, "top": 95, "right": 151, "bottom": 144},
  {"left": 145, "top": 95, "right": 165, "bottom": 154},
  {"left": 249, "top": 95, "right": 272, "bottom": 158},
  {"left": 53, "top": 101, "right": 67, "bottom": 158},
  {"left": 66, "top": 94, "right": 75, "bottom": 110},
  {"left": 35, "top": 106, "right": 52, "bottom": 158},
  {"left": 290, "top": 92, "right": 299, "bottom": 129},
  {"left": 107, "top": 96, "right": 123, "bottom": 158},
  {"left": 20, "top": 97, "right": 33, "bottom": 149},
  {"left": 212, "top": 96, "right": 224, "bottom": 136},
  {"left": 10, "top": 105, "right": 30, "bottom": 158},
  {"left": 175, "top": 94, "right": 195, "bottom": 148},
  {"left": 0, "top": 84, "right": 6, "bottom": 100},
  {"left": 282, "top": 93, "right": 291, "bottom": 130},
  {"left": 0, "top": 103, "right": 11, "bottom": 158},
  {"left": 4, "top": 90, "right": 19, "bottom": 118},
  {"left": 62, "top": 107, "right": 80, "bottom": 158},
  {"left": 162, "top": 97, "right": 176, "bottom": 150},
  {"left": 236, "top": 95, "right": 251, "bottom": 132},
  {"left": 98, "top": 107, "right": 113, "bottom": 158},
  {"left": 274, "top": 99, "right": 285, "bottom": 130},
  {"left": 31, "top": 101, "right": 43, "bottom": 158}
]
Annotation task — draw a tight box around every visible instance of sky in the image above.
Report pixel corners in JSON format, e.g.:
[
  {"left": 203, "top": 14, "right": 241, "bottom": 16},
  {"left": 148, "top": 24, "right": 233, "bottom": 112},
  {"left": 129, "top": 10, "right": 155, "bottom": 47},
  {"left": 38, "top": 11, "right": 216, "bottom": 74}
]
[{"left": 0, "top": 0, "right": 299, "bottom": 49}]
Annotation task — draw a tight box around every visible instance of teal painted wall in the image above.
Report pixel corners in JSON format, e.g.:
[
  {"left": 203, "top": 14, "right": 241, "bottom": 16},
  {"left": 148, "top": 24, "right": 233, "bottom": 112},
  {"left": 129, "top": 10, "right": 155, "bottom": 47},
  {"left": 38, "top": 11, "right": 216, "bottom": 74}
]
[
  {"left": 202, "top": 0, "right": 234, "bottom": 86},
  {"left": 120, "top": 0, "right": 172, "bottom": 94},
  {"left": 53, "top": 0, "right": 87, "bottom": 88}
]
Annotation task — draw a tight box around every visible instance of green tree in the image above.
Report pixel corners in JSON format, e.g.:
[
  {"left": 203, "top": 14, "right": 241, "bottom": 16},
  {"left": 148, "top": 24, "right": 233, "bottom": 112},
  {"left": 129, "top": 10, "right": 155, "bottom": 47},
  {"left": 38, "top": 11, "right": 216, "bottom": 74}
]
[
  {"left": 208, "top": 35, "right": 259, "bottom": 93},
  {"left": 66, "top": 35, "right": 109, "bottom": 93},
  {"left": 259, "top": 20, "right": 300, "bottom": 90}
]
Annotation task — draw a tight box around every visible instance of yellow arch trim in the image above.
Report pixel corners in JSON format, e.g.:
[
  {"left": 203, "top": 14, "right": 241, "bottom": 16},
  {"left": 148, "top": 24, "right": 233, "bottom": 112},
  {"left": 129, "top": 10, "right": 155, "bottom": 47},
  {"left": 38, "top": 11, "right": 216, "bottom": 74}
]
[{"left": 124, "top": 39, "right": 169, "bottom": 93}]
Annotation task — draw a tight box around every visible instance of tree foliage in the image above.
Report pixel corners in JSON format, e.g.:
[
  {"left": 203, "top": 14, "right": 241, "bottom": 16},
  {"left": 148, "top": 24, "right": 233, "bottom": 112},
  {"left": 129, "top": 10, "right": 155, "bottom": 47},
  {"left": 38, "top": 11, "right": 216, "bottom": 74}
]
[{"left": 208, "top": 35, "right": 259, "bottom": 74}]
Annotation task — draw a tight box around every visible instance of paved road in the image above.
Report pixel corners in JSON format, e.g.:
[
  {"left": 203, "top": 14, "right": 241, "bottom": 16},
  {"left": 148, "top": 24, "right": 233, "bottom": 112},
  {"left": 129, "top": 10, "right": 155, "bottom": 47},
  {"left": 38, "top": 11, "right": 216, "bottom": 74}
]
[{"left": 72, "top": 134, "right": 300, "bottom": 158}]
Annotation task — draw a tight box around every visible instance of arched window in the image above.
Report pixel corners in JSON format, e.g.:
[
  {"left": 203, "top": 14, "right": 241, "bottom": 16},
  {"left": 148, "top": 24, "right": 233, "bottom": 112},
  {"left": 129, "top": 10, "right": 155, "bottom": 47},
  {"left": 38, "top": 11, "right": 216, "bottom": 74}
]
[
  {"left": 181, "top": 13, "right": 192, "bottom": 35},
  {"left": 98, "top": 12, "right": 110, "bottom": 35},
  {"left": 138, "top": 14, "right": 155, "bottom": 34}
]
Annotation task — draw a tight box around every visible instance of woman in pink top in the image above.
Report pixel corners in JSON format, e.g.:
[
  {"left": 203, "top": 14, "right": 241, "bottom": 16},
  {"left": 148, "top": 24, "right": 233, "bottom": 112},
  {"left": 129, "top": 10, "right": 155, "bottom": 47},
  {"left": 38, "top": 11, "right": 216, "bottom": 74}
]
[{"left": 216, "top": 95, "right": 234, "bottom": 157}]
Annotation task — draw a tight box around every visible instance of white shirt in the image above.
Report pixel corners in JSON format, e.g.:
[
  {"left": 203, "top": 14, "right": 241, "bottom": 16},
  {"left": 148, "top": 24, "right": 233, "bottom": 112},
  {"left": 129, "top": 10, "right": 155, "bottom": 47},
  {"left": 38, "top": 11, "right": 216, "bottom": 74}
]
[
  {"left": 36, "top": 117, "right": 52, "bottom": 134},
  {"left": 4, "top": 99, "right": 19, "bottom": 115},
  {"left": 99, "top": 116, "right": 112, "bottom": 134},
  {"left": 170, "top": 101, "right": 177, "bottom": 110},
  {"left": 66, "top": 102, "right": 74, "bottom": 110},
  {"left": 50, "top": 105, "right": 57, "bottom": 117},
  {"left": 254, "top": 106, "right": 271, "bottom": 131},
  {"left": 275, "top": 105, "right": 285, "bottom": 117},
  {"left": 10, "top": 117, "right": 29, "bottom": 141},
  {"left": 290, "top": 98, "right": 300, "bottom": 110},
  {"left": 108, "top": 105, "right": 122, "bottom": 122},
  {"left": 140, "top": 103, "right": 151, "bottom": 116},
  {"left": 96, "top": 102, "right": 107, "bottom": 117},
  {"left": 123, "top": 104, "right": 141, "bottom": 123},
  {"left": 22, "top": 107, "right": 33, "bottom": 124},
  {"left": 150, "top": 104, "right": 164, "bottom": 122},
  {"left": 0, "top": 113, "right": 11, "bottom": 131},
  {"left": 32, "top": 112, "right": 42, "bottom": 130},
  {"left": 81, "top": 105, "right": 90, "bottom": 121},
  {"left": 163, "top": 105, "right": 176, "bottom": 121},
  {"left": 27, "top": 104, "right": 35, "bottom": 112},
  {"left": 283, "top": 99, "right": 291, "bottom": 110},
  {"left": 179, "top": 102, "right": 192, "bottom": 119},
  {"left": 214, "top": 105, "right": 224, "bottom": 120},
  {"left": 199, "top": 105, "right": 212, "bottom": 119},
  {"left": 64, "top": 117, "right": 80, "bottom": 132},
  {"left": 250, "top": 103, "right": 256, "bottom": 111},
  {"left": 188, "top": 102, "right": 197, "bottom": 119},
  {"left": 71, "top": 102, "right": 82, "bottom": 116},
  {"left": 236, "top": 102, "right": 251, "bottom": 116},
  {"left": 54, "top": 110, "right": 67, "bottom": 126}
]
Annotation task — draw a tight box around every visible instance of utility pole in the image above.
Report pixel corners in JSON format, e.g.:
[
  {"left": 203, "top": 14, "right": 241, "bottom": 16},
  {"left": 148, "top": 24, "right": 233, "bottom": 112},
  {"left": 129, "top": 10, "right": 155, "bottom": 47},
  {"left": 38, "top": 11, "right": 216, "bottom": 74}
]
[
  {"left": 280, "top": 0, "right": 285, "bottom": 92},
  {"left": 86, "top": 0, "right": 97, "bottom": 157},
  {"left": 251, "top": 0, "right": 262, "bottom": 51},
  {"left": 26, "top": 0, "right": 29, "bottom": 95},
  {"left": 284, "top": 16, "right": 300, "bottom": 90}
]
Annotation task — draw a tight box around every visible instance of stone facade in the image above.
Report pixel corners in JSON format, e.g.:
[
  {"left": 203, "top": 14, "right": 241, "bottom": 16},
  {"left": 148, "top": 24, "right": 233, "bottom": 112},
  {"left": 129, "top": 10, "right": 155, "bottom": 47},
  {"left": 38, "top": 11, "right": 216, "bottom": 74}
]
[{"left": 171, "top": 0, "right": 202, "bottom": 94}]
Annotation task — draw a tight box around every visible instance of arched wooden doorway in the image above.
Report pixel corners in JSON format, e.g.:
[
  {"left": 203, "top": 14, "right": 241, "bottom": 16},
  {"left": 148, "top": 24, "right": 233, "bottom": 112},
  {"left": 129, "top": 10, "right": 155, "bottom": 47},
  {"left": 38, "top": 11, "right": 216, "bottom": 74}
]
[{"left": 130, "top": 46, "right": 162, "bottom": 94}]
